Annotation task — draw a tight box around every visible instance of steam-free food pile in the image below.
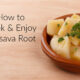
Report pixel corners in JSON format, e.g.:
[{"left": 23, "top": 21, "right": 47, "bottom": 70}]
[{"left": 47, "top": 14, "right": 80, "bottom": 60}]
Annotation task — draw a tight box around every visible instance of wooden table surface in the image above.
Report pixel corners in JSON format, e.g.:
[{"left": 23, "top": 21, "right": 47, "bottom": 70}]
[{"left": 0, "top": 0, "right": 80, "bottom": 80}]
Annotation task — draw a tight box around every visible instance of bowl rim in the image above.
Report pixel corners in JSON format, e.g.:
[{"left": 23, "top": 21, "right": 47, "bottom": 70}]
[{"left": 41, "top": 13, "right": 80, "bottom": 66}]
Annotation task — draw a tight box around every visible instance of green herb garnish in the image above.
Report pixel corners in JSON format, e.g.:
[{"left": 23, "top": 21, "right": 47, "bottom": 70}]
[
  {"left": 70, "top": 22, "right": 80, "bottom": 38},
  {"left": 57, "top": 24, "right": 60, "bottom": 27},
  {"left": 71, "top": 22, "right": 80, "bottom": 31},
  {"left": 65, "top": 22, "right": 68, "bottom": 26},
  {"left": 70, "top": 32, "right": 76, "bottom": 37},
  {"left": 77, "top": 35, "right": 80, "bottom": 38},
  {"left": 65, "top": 33, "right": 70, "bottom": 37},
  {"left": 74, "top": 48, "right": 78, "bottom": 52},
  {"left": 58, "top": 37, "right": 64, "bottom": 43}
]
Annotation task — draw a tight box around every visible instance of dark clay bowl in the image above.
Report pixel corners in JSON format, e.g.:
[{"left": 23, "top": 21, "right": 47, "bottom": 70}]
[{"left": 41, "top": 13, "right": 80, "bottom": 73}]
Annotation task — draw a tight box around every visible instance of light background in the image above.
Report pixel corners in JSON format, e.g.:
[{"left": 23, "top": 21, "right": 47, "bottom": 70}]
[{"left": 0, "top": 0, "right": 80, "bottom": 80}]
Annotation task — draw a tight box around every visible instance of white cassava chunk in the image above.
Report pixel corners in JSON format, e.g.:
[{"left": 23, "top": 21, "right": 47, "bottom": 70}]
[
  {"left": 50, "top": 35, "right": 71, "bottom": 58},
  {"left": 58, "top": 17, "right": 80, "bottom": 36},
  {"left": 47, "top": 19, "right": 64, "bottom": 36}
]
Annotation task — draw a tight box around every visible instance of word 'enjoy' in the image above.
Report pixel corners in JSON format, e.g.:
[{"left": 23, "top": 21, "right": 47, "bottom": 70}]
[{"left": 16, "top": 24, "right": 37, "bottom": 33}]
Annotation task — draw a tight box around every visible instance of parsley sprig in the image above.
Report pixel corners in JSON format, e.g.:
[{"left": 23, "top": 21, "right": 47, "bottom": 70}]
[
  {"left": 57, "top": 24, "right": 60, "bottom": 27},
  {"left": 58, "top": 37, "right": 64, "bottom": 43},
  {"left": 70, "top": 22, "right": 80, "bottom": 38},
  {"left": 65, "top": 22, "right": 80, "bottom": 39}
]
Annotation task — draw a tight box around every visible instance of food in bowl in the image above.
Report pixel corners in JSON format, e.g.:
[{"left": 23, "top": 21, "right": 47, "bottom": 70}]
[{"left": 47, "top": 14, "right": 80, "bottom": 60}]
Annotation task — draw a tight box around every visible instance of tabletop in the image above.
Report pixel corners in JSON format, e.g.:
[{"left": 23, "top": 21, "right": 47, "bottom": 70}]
[{"left": 0, "top": 0, "right": 80, "bottom": 80}]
